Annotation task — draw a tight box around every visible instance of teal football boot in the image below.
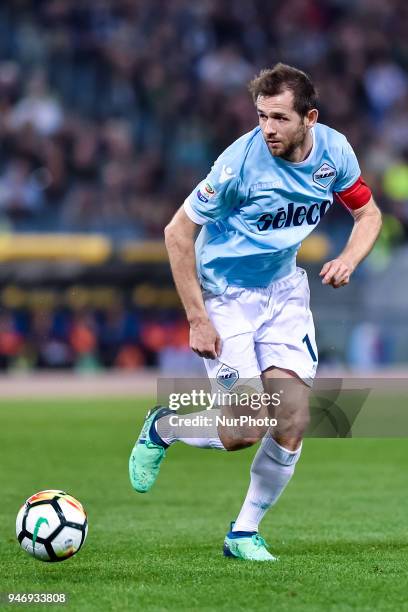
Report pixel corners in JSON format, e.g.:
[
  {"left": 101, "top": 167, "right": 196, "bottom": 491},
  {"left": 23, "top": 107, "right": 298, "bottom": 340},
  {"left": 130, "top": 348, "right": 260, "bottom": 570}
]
[
  {"left": 129, "top": 406, "right": 173, "bottom": 493},
  {"left": 223, "top": 522, "right": 278, "bottom": 561}
]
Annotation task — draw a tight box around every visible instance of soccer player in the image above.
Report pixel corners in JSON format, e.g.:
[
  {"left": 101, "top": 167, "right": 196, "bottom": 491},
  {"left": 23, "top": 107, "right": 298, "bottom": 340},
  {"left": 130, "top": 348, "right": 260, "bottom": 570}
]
[{"left": 129, "top": 64, "right": 382, "bottom": 561}]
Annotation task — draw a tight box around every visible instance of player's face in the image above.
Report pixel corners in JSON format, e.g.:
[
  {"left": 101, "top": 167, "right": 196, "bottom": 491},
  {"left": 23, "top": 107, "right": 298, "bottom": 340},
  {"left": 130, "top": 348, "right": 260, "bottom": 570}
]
[{"left": 256, "top": 91, "right": 317, "bottom": 162}]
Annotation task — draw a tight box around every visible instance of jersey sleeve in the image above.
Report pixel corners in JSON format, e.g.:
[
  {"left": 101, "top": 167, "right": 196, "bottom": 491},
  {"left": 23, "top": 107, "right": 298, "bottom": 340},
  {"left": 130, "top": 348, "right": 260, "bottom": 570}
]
[
  {"left": 183, "top": 145, "right": 243, "bottom": 225},
  {"left": 334, "top": 176, "right": 372, "bottom": 210},
  {"left": 332, "top": 138, "right": 361, "bottom": 193}
]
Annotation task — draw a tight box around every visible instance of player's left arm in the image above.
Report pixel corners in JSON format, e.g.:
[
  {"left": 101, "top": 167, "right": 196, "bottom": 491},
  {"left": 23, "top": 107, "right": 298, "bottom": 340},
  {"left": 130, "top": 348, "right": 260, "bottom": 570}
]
[{"left": 320, "top": 191, "right": 382, "bottom": 289}]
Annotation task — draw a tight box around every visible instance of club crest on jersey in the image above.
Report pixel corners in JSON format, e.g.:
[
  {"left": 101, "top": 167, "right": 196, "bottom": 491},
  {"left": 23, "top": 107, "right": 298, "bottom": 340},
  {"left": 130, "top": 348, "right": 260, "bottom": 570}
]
[
  {"left": 216, "top": 364, "right": 239, "bottom": 390},
  {"left": 313, "top": 163, "right": 337, "bottom": 188}
]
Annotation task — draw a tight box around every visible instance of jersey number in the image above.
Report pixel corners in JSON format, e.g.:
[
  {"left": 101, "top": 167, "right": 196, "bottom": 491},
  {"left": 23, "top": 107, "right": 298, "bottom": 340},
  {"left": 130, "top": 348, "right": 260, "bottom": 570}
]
[{"left": 302, "top": 334, "right": 317, "bottom": 362}]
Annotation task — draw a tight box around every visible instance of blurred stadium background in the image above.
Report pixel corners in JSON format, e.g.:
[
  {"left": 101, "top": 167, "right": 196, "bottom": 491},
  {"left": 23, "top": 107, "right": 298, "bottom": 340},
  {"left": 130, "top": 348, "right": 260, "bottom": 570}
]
[{"left": 0, "top": 0, "right": 406, "bottom": 381}]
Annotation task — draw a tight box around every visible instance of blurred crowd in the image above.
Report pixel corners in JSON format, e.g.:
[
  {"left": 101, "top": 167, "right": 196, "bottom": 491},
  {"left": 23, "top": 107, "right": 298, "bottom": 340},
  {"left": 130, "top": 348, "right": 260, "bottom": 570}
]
[
  {"left": 0, "top": 299, "right": 200, "bottom": 373},
  {"left": 0, "top": 0, "right": 406, "bottom": 243}
]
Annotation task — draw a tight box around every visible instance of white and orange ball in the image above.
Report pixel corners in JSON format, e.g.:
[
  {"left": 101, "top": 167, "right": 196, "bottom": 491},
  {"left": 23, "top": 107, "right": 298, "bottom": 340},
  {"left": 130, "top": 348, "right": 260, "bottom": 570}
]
[{"left": 16, "top": 490, "right": 88, "bottom": 562}]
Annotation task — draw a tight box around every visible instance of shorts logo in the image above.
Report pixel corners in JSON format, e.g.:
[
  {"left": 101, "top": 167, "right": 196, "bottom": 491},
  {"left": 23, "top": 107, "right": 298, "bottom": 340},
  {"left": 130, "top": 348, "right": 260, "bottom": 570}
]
[
  {"left": 197, "top": 190, "right": 209, "bottom": 203},
  {"left": 203, "top": 182, "right": 216, "bottom": 198},
  {"left": 216, "top": 364, "right": 239, "bottom": 390},
  {"left": 313, "top": 163, "right": 337, "bottom": 188}
]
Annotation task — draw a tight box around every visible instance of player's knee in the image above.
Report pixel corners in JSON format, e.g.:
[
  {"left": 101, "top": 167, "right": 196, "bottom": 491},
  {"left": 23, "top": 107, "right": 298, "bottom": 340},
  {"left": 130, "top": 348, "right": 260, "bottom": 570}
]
[
  {"left": 221, "top": 436, "right": 260, "bottom": 451},
  {"left": 275, "top": 407, "right": 310, "bottom": 440}
]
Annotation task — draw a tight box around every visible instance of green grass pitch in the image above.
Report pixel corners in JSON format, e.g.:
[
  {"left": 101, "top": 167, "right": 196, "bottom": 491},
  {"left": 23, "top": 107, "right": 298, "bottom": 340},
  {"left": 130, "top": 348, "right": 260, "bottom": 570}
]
[{"left": 1, "top": 398, "right": 407, "bottom": 611}]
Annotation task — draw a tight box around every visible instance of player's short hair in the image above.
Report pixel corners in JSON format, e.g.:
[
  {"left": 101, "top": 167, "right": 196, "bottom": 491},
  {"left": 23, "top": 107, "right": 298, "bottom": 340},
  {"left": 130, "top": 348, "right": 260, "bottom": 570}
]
[{"left": 248, "top": 63, "right": 318, "bottom": 117}]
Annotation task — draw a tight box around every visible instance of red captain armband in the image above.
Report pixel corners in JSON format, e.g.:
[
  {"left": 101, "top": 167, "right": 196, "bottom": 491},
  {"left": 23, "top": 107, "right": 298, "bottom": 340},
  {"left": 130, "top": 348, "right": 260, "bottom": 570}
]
[{"left": 334, "top": 176, "right": 372, "bottom": 210}]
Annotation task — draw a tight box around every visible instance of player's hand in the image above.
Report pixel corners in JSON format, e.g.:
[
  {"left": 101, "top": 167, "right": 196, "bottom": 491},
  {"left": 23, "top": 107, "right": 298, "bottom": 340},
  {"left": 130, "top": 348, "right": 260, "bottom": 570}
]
[
  {"left": 319, "top": 257, "right": 354, "bottom": 288},
  {"left": 189, "top": 317, "right": 221, "bottom": 359}
]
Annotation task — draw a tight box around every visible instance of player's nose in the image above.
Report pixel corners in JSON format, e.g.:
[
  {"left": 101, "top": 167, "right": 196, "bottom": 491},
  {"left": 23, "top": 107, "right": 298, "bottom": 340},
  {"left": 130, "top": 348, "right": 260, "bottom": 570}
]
[{"left": 265, "top": 119, "right": 278, "bottom": 136}]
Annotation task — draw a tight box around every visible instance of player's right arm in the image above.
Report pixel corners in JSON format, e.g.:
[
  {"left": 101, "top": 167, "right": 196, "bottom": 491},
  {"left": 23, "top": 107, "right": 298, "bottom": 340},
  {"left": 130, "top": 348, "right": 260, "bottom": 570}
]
[
  {"left": 165, "top": 136, "right": 244, "bottom": 359},
  {"left": 164, "top": 207, "right": 221, "bottom": 360}
]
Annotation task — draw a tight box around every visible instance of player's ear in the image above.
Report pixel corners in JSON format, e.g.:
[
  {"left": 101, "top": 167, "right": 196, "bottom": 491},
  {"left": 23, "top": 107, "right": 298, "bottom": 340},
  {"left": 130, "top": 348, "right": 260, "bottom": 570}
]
[{"left": 305, "top": 108, "right": 318, "bottom": 128}]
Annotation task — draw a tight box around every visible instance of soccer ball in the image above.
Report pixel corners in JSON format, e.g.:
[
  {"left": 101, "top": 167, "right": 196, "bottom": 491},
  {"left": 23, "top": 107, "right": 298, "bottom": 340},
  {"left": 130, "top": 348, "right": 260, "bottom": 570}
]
[{"left": 16, "top": 490, "right": 88, "bottom": 562}]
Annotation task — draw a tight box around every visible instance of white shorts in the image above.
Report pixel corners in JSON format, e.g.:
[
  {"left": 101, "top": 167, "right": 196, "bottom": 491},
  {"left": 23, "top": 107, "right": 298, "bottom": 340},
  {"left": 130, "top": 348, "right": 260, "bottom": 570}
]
[{"left": 203, "top": 267, "right": 318, "bottom": 389}]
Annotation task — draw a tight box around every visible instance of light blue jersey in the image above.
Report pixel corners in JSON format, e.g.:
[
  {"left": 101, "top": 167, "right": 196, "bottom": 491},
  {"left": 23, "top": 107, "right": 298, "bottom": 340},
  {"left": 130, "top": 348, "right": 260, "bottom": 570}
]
[{"left": 184, "top": 123, "right": 360, "bottom": 295}]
